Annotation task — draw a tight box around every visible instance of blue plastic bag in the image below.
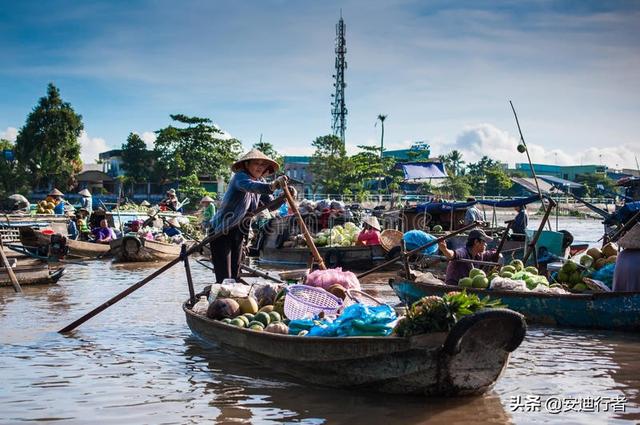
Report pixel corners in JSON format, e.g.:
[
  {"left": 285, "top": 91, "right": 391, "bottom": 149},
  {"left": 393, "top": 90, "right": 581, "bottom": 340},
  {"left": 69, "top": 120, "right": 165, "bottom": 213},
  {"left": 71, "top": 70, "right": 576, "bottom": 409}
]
[
  {"left": 291, "top": 303, "right": 397, "bottom": 337},
  {"left": 403, "top": 230, "right": 439, "bottom": 255},
  {"left": 278, "top": 203, "right": 289, "bottom": 216}
]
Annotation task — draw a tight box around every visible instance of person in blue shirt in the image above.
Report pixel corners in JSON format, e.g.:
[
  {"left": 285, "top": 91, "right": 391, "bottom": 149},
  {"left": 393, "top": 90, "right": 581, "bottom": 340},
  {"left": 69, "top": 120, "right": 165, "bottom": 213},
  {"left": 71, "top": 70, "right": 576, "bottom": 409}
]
[
  {"left": 209, "top": 149, "right": 291, "bottom": 283},
  {"left": 78, "top": 188, "right": 93, "bottom": 214},
  {"left": 163, "top": 218, "right": 182, "bottom": 237},
  {"left": 510, "top": 205, "right": 529, "bottom": 241}
]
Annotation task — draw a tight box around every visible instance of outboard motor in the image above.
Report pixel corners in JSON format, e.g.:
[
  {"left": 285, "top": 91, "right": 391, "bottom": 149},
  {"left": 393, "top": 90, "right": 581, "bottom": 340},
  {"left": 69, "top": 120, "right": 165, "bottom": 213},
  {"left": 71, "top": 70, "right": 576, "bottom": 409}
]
[{"left": 49, "top": 234, "right": 69, "bottom": 259}]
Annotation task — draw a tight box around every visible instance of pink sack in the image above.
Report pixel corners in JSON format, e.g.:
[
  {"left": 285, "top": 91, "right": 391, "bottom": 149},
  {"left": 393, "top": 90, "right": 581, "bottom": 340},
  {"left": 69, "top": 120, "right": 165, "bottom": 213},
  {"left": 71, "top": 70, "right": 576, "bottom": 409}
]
[{"left": 305, "top": 267, "right": 361, "bottom": 291}]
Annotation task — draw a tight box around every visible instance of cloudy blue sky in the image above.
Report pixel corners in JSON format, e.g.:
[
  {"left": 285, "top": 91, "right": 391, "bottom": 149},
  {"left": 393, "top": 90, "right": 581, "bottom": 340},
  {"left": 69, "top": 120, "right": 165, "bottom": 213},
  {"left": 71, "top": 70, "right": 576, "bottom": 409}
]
[{"left": 1, "top": 0, "right": 638, "bottom": 169}]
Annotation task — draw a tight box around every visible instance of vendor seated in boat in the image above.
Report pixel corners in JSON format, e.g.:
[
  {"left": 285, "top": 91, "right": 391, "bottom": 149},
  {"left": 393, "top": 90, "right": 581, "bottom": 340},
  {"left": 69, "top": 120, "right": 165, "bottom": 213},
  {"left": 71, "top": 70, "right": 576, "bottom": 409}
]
[
  {"left": 356, "top": 216, "right": 382, "bottom": 246},
  {"left": 163, "top": 218, "right": 182, "bottom": 237},
  {"left": 209, "top": 148, "right": 288, "bottom": 283},
  {"left": 47, "top": 188, "right": 66, "bottom": 215},
  {"left": 508, "top": 205, "right": 528, "bottom": 241},
  {"left": 464, "top": 197, "right": 483, "bottom": 226},
  {"left": 92, "top": 219, "right": 117, "bottom": 244},
  {"left": 438, "top": 229, "right": 500, "bottom": 286}
]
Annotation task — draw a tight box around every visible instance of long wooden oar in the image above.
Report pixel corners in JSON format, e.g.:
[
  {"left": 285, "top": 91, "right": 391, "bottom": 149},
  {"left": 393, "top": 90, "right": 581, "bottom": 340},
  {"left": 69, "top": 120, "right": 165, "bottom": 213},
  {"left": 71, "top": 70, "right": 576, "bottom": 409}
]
[
  {"left": 58, "top": 195, "right": 285, "bottom": 333},
  {"left": 282, "top": 184, "right": 326, "bottom": 270},
  {"left": 0, "top": 238, "right": 21, "bottom": 293},
  {"left": 357, "top": 222, "right": 479, "bottom": 279}
]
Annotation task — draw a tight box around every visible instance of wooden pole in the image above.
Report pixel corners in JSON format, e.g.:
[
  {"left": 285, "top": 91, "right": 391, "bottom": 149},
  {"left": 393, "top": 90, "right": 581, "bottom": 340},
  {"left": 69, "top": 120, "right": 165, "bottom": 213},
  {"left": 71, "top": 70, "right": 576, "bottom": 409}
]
[
  {"left": 523, "top": 197, "right": 556, "bottom": 263},
  {"left": 494, "top": 221, "right": 513, "bottom": 257},
  {"left": 357, "top": 221, "right": 479, "bottom": 279},
  {"left": 181, "top": 244, "right": 196, "bottom": 305},
  {"left": 282, "top": 184, "right": 326, "bottom": 270},
  {"left": 401, "top": 240, "right": 411, "bottom": 279},
  {"left": 0, "top": 238, "right": 21, "bottom": 293},
  {"left": 58, "top": 195, "right": 285, "bottom": 333}
]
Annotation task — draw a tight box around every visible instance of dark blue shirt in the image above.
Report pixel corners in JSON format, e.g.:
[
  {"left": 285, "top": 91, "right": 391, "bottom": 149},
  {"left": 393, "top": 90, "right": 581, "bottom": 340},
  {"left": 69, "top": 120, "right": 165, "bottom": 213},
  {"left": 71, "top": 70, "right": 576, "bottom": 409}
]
[
  {"left": 513, "top": 210, "right": 528, "bottom": 235},
  {"left": 210, "top": 171, "right": 280, "bottom": 233},
  {"left": 163, "top": 226, "right": 181, "bottom": 237}
]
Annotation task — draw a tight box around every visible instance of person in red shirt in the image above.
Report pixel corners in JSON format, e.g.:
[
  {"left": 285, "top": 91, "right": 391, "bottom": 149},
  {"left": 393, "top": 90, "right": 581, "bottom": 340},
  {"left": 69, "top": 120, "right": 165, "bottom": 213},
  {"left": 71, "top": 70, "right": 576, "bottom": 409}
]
[{"left": 357, "top": 216, "right": 382, "bottom": 246}]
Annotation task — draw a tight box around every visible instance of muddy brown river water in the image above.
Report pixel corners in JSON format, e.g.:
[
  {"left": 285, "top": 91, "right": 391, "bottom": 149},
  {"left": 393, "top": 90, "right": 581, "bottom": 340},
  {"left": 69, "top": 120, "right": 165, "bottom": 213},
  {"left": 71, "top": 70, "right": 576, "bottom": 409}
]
[{"left": 1, "top": 217, "right": 638, "bottom": 424}]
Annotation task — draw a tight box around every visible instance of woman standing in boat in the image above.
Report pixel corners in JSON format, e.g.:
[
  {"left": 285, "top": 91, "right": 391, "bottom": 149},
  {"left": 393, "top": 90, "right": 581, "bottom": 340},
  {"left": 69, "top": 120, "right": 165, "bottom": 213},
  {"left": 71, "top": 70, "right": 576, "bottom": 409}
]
[
  {"left": 613, "top": 224, "right": 640, "bottom": 292},
  {"left": 209, "top": 149, "right": 289, "bottom": 283}
]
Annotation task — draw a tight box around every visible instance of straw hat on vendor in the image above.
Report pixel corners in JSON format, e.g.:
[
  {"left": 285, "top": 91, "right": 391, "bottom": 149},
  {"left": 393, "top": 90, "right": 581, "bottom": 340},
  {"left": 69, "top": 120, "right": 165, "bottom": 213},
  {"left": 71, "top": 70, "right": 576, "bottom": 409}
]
[
  {"left": 78, "top": 188, "right": 91, "bottom": 197},
  {"left": 618, "top": 224, "right": 640, "bottom": 250},
  {"left": 167, "top": 217, "right": 181, "bottom": 228},
  {"left": 363, "top": 216, "right": 381, "bottom": 231},
  {"left": 48, "top": 188, "right": 64, "bottom": 198},
  {"left": 231, "top": 148, "right": 279, "bottom": 177},
  {"left": 200, "top": 195, "right": 215, "bottom": 205}
]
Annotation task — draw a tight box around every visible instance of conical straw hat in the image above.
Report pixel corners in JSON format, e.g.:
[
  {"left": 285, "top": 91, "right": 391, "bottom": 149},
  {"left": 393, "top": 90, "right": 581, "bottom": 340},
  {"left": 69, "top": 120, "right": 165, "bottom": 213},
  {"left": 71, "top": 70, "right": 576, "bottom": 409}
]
[
  {"left": 363, "top": 216, "right": 381, "bottom": 231},
  {"left": 48, "top": 188, "right": 64, "bottom": 196},
  {"left": 618, "top": 224, "right": 640, "bottom": 249},
  {"left": 167, "top": 218, "right": 181, "bottom": 228},
  {"left": 200, "top": 195, "right": 214, "bottom": 203},
  {"left": 231, "top": 149, "right": 279, "bottom": 175},
  {"left": 78, "top": 189, "right": 91, "bottom": 197}
]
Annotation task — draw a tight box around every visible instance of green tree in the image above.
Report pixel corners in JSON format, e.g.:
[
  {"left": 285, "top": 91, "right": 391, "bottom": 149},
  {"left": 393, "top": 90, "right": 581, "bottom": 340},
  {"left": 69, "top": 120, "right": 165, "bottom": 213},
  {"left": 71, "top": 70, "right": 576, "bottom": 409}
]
[
  {"left": 439, "top": 174, "right": 472, "bottom": 199},
  {"left": 252, "top": 140, "right": 283, "bottom": 169},
  {"left": 467, "top": 156, "right": 498, "bottom": 177},
  {"left": 308, "top": 134, "right": 351, "bottom": 194},
  {"left": 484, "top": 166, "right": 513, "bottom": 196},
  {"left": 0, "top": 139, "right": 29, "bottom": 197},
  {"left": 574, "top": 173, "right": 616, "bottom": 197},
  {"left": 15, "top": 83, "right": 83, "bottom": 190},
  {"left": 440, "top": 150, "right": 465, "bottom": 176},
  {"left": 121, "top": 133, "right": 155, "bottom": 192},
  {"left": 349, "top": 145, "right": 399, "bottom": 193},
  {"left": 154, "top": 114, "right": 242, "bottom": 183},
  {"left": 177, "top": 173, "right": 212, "bottom": 212}
]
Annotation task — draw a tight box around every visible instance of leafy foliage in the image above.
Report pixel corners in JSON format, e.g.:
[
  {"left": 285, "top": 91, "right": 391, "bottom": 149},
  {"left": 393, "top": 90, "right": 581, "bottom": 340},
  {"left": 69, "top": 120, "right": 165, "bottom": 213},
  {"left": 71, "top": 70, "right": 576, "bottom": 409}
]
[
  {"left": 440, "top": 150, "right": 465, "bottom": 176},
  {"left": 308, "top": 134, "right": 352, "bottom": 194},
  {"left": 349, "top": 145, "right": 400, "bottom": 193},
  {"left": 14, "top": 83, "right": 83, "bottom": 190},
  {"left": 121, "top": 133, "right": 155, "bottom": 183},
  {"left": 438, "top": 174, "right": 472, "bottom": 199},
  {"left": 574, "top": 173, "right": 616, "bottom": 197},
  {"left": 154, "top": 114, "right": 242, "bottom": 183},
  {"left": 393, "top": 291, "right": 504, "bottom": 337},
  {"left": 176, "top": 173, "right": 212, "bottom": 212},
  {"left": 0, "top": 139, "right": 29, "bottom": 198}
]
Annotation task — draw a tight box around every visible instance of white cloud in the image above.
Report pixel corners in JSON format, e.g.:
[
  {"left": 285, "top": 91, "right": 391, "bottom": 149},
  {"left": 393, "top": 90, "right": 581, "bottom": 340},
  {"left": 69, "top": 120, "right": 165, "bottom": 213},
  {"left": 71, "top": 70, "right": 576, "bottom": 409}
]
[
  {"left": 1, "top": 127, "right": 18, "bottom": 142},
  {"left": 78, "top": 131, "right": 109, "bottom": 163},
  {"left": 139, "top": 131, "right": 157, "bottom": 150},
  {"left": 434, "top": 123, "right": 640, "bottom": 170}
]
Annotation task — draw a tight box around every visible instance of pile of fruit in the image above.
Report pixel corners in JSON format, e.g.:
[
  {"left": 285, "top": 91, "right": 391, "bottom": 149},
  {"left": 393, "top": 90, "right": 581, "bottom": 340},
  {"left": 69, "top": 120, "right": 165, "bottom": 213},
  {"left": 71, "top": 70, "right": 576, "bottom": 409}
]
[
  {"left": 118, "top": 203, "right": 150, "bottom": 212},
  {"left": 458, "top": 259, "right": 550, "bottom": 291},
  {"left": 580, "top": 243, "right": 618, "bottom": 271},
  {"left": 36, "top": 200, "right": 56, "bottom": 214},
  {"left": 206, "top": 289, "right": 289, "bottom": 334}
]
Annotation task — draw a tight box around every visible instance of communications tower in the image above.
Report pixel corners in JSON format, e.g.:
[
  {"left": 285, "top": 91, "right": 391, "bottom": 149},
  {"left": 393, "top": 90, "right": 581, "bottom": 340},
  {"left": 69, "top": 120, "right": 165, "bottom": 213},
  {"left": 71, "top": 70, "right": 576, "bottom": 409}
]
[{"left": 331, "top": 14, "right": 347, "bottom": 142}]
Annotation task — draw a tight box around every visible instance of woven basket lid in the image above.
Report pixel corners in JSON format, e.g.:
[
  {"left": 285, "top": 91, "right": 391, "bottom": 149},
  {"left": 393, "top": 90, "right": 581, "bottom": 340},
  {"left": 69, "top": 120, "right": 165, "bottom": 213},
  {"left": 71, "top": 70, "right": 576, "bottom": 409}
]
[{"left": 380, "top": 229, "right": 403, "bottom": 252}]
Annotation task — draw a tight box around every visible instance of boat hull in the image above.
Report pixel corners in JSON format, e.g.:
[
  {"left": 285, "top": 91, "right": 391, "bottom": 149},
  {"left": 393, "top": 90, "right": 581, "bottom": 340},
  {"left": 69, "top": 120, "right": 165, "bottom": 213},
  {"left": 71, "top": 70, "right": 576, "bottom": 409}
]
[
  {"left": 391, "top": 279, "right": 640, "bottom": 331},
  {"left": 18, "top": 226, "right": 111, "bottom": 259},
  {"left": 0, "top": 264, "right": 65, "bottom": 286},
  {"left": 184, "top": 303, "right": 526, "bottom": 396},
  {"left": 259, "top": 245, "right": 389, "bottom": 270},
  {"left": 110, "top": 235, "right": 191, "bottom": 262}
]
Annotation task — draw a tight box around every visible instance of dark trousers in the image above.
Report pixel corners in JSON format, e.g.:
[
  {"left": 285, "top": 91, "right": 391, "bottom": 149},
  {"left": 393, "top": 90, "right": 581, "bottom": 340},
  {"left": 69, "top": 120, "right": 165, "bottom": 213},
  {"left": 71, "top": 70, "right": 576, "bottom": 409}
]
[{"left": 210, "top": 227, "right": 245, "bottom": 283}]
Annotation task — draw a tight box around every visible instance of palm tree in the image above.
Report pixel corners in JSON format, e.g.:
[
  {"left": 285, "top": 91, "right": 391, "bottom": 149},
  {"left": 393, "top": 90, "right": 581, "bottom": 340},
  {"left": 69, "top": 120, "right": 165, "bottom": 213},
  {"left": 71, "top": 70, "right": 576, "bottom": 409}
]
[{"left": 442, "top": 150, "right": 465, "bottom": 176}]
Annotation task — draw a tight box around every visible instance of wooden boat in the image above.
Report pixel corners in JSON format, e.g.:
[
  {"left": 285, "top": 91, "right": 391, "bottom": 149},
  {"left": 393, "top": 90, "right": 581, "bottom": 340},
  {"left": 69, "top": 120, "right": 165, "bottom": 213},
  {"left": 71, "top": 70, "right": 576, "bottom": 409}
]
[
  {"left": 390, "top": 279, "right": 640, "bottom": 331},
  {"left": 259, "top": 244, "right": 390, "bottom": 270},
  {"left": 184, "top": 301, "right": 526, "bottom": 396},
  {"left": 0, "top": 264, "right": 65, "bottom": 287},
  {"left": 18, "top": 226, "right": 111, "bottom": 259},
  {"left": 110, "top": 235, "right": 194, "bottom": 262}
]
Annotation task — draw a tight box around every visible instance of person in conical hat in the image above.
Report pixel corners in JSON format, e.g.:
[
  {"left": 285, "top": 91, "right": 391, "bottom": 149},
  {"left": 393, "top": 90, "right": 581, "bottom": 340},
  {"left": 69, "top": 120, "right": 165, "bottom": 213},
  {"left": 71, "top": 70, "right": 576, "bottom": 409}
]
[
  {"left": 77, "top": 188, "right": 93, "bottom": 214},
  {"left": 200, "top": 195, "right": 216, "bottom": 230},
  {"left": 209, "top": 149, "right": 290, "bottom": 283},
  {"left": 163, "top": 217, "right": 182, "bottom": 238},
  {"left": 356, "top": 215, "right": 382, "bottom": 246},
  {"left": 45, "top": 188, "right": 67, "bottom": 215},
  {"left": 613, "top": 224, "right": 639, "bottom": 292},
  {"left": 140, "top": 200, "right": 151, "bottom": 207}
]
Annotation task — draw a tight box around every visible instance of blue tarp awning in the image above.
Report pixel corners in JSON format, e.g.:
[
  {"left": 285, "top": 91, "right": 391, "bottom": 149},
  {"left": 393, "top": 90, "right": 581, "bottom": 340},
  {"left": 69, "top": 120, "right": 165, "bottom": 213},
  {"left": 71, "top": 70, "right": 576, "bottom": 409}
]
[
  {"left": 538, "top": 175, "right": 583, "bottom": 189},
  {"left": 398, "top": 162, "right": 447, "bottom": 181},
  {"left": 415, "top": 195, "right": 542, "bottom": 213}
]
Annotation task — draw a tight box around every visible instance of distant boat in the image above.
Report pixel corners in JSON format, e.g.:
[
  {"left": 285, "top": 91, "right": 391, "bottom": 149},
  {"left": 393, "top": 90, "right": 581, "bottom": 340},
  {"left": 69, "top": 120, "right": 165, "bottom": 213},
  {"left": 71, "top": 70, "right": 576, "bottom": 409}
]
[
  {"left": 0, "top": 263, "right": 65, "bottom": 287},
  {"left": 110, "top": 235, "right": 194, "bottom": 262}
]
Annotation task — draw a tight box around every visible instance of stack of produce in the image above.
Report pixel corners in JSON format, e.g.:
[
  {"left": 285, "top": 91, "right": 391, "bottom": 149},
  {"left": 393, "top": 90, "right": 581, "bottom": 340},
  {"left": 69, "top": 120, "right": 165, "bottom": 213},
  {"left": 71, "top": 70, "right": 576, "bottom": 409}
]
[
  {"left": 118, "top": 202, "right": 151, "bottom": 212},
  {"left": 201, "top": 284, "right": 289, "bottom": 334},
  {"left": 393, "top": 291, "right": 504, "bottom": 337},
  {"left": 36, "top": 200, "right": 56, "bottom": 214},
  {"left": 315, "top": 223, "right": 360, "bottom": 248},
  {"left": 457, "top": 260, "right": 550, "bottom": 291},
  {"left": 581, "top": 244, "right": 618, "bottom": 271}
]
